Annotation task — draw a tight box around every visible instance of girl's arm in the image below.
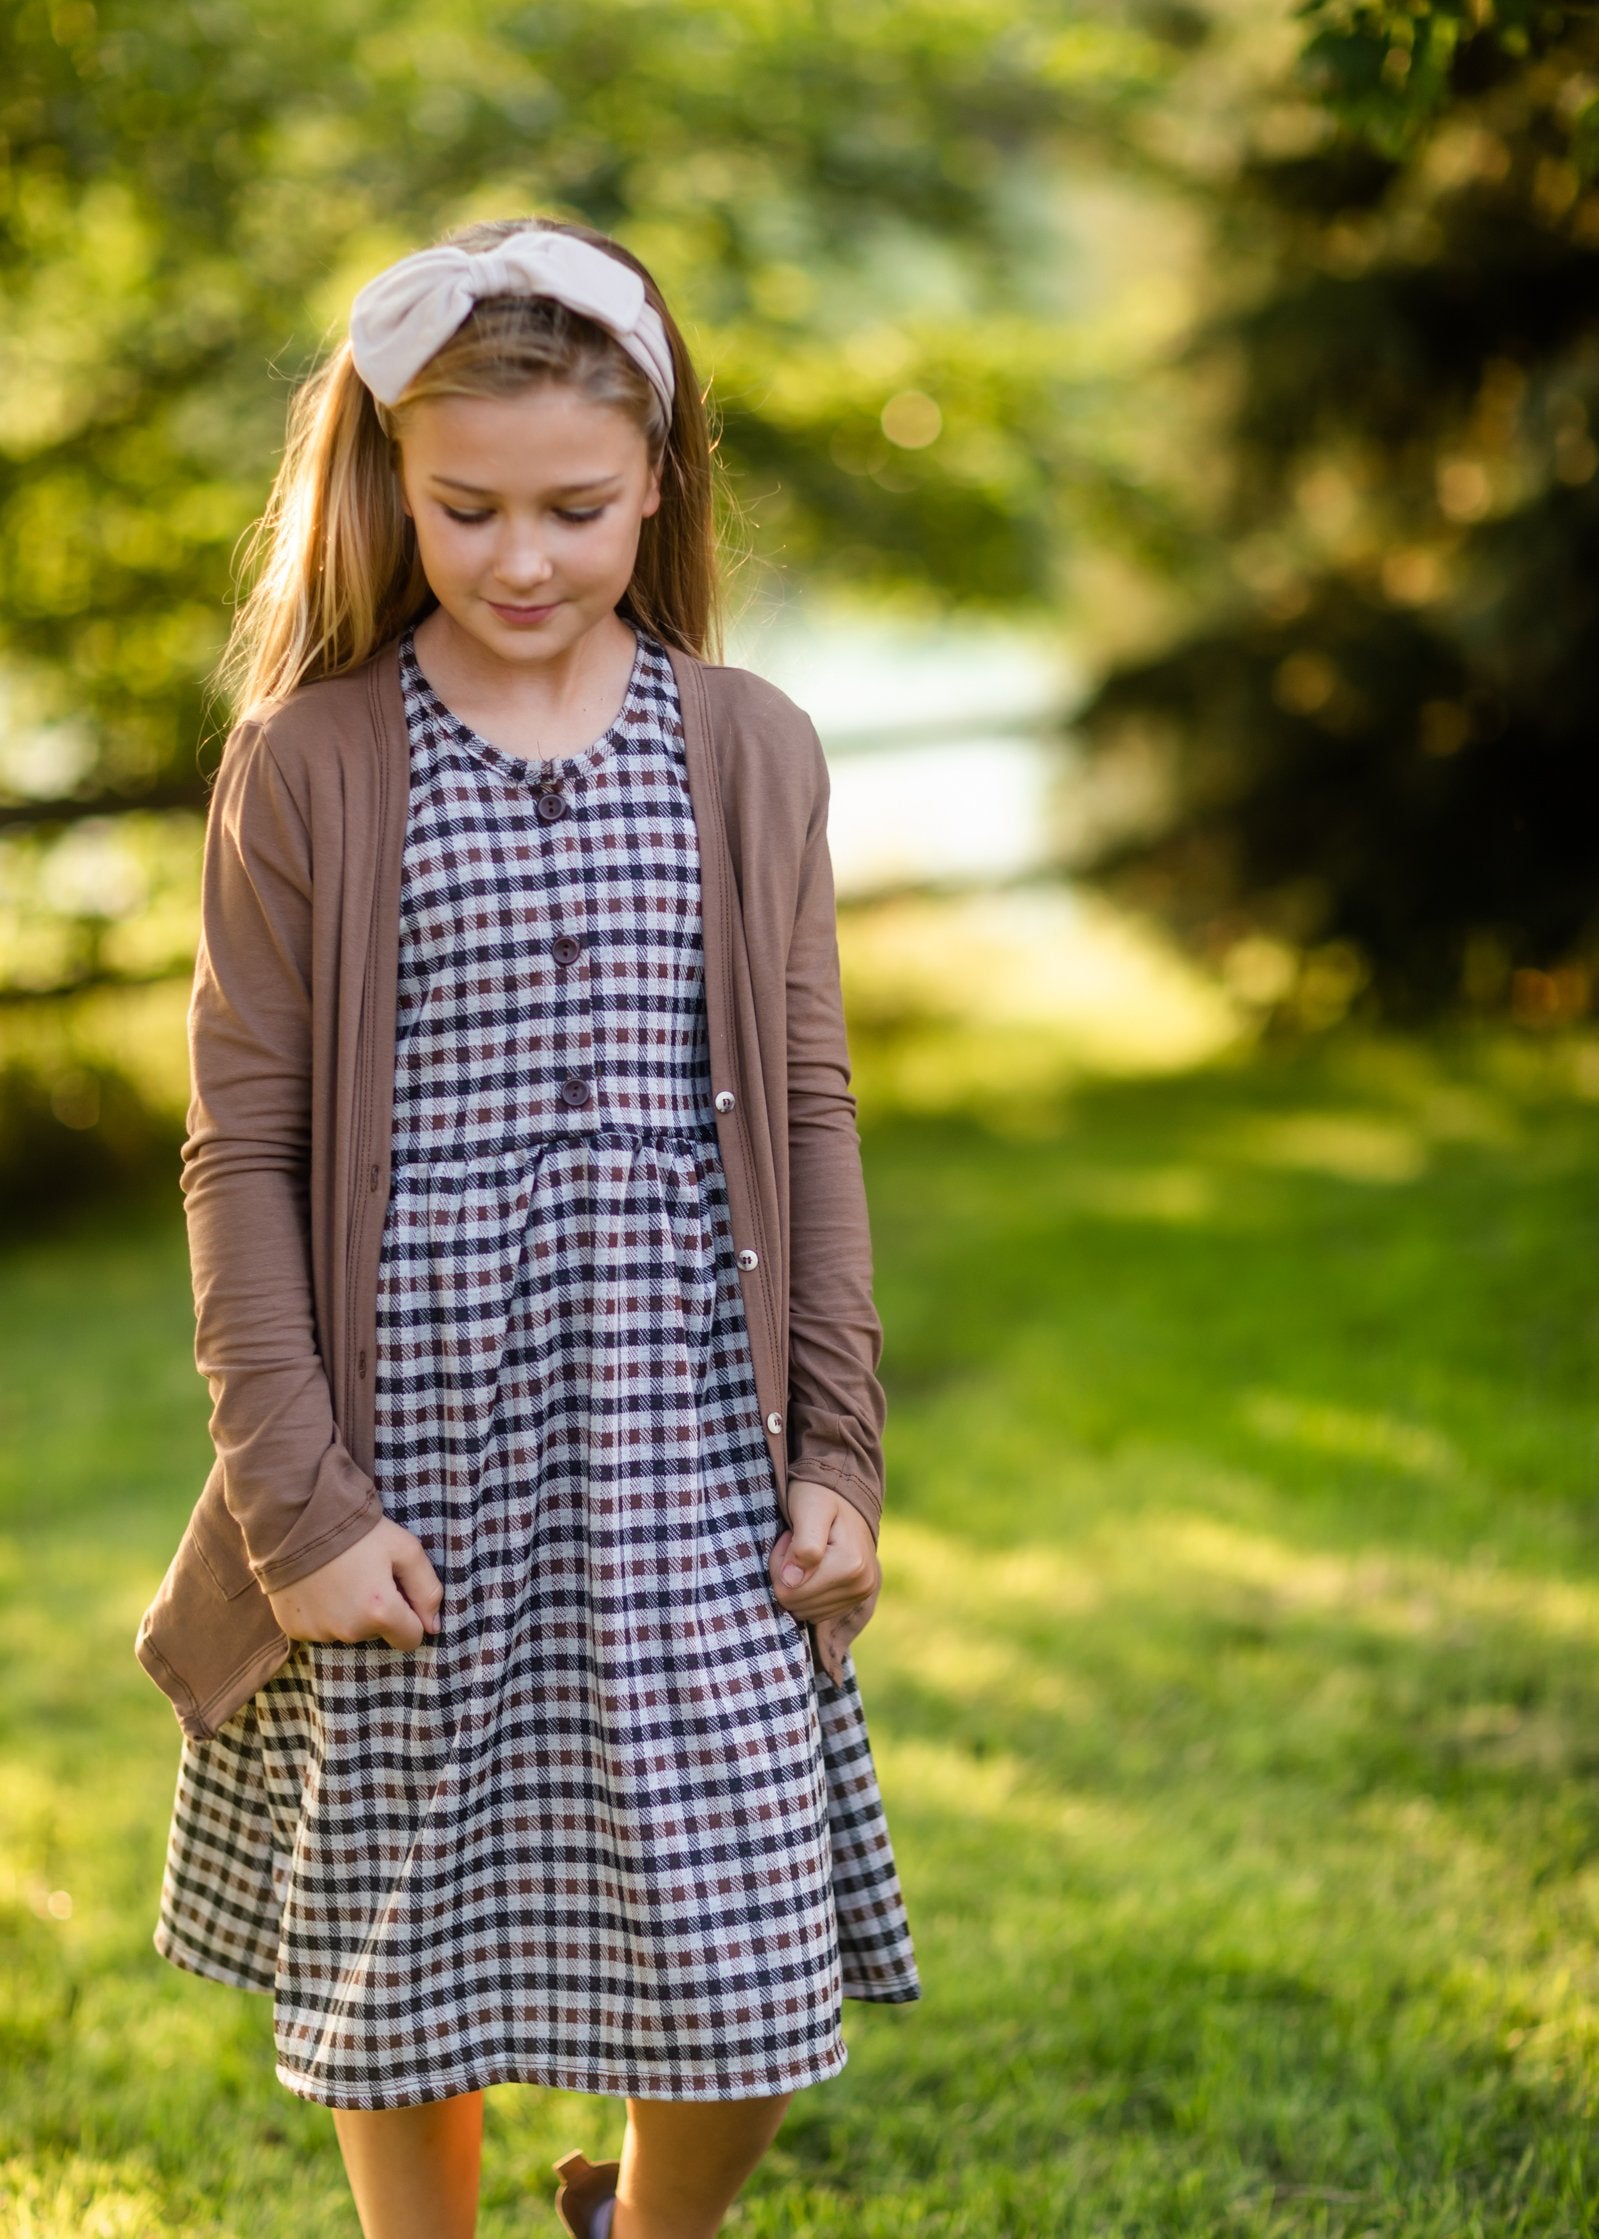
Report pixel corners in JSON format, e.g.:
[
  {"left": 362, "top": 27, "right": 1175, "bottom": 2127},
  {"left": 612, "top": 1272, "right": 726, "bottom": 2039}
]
[
  {"left": 781, "top": 723, "right": 888, "bottom": 1546},
  {"left": 767, "top": 723, "right": 889, "bottom": 1679},
  {"left": 182, "top": 720, "right": 388, "bottom": 1599}
]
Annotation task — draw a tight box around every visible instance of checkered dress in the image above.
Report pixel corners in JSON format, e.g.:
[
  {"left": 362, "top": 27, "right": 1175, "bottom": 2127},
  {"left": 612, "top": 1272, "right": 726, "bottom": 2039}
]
[{"left": 154, "top": 623, "right": 921, "bottom": 2109}]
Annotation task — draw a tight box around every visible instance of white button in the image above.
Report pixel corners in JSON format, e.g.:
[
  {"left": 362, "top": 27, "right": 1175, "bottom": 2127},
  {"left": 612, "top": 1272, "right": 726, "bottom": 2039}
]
[
  {"left": 714, "top": 1089, "right": 736, "bottom": 1112},
  {"left": 736, "top": 1247, "right": 759, "bottom": 1270},
  {"left": 766, "top": 1411, "right": 783, "bottom": 1435}
]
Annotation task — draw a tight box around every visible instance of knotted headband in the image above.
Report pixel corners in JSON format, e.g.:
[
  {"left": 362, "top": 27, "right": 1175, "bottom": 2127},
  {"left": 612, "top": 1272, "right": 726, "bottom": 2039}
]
[{"left": 348, "top": 229, "right": 676, "bottom": 419}]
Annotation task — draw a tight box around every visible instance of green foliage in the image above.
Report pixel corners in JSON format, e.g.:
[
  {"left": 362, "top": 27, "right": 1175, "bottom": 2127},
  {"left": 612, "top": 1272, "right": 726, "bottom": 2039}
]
[
  {"left": 8, "top": 1033, "right": 1599, "bottom": 2231},
  {"left": 0, "top": 0, "right": 1180, "bottom": 824},
  {"left": 1076, "top": 0, "right": 1599, "bottom": 1017},
  {"left": 1294, "top": 0, "right": 1588, "bottom": 160}
]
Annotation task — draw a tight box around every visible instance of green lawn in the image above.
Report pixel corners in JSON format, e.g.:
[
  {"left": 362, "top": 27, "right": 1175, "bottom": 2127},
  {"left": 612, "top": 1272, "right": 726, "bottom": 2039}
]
[{"left": 5, "top": 1029, "right": 1599, "bottom": 2236}]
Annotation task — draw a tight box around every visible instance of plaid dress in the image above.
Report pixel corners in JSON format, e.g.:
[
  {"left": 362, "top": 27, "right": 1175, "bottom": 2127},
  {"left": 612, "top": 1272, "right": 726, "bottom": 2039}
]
[{"left": 154, "top": 622, "right": 921, "bottom": 2109}]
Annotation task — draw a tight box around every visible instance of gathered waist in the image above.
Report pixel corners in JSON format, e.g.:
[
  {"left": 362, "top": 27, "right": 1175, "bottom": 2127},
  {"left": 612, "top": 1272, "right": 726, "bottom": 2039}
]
[{"left": 390, "top": 1121, "right": 721, "bottom": 1172}]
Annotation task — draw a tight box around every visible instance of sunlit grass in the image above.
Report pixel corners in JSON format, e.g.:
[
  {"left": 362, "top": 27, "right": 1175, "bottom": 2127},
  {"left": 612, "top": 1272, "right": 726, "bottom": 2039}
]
[
  {"left": 5, "top": 1027, "right": 1599, "bottom": 2232},
  {"left": 838, "top": 884, "right": 1249, "bottom": 1112}
]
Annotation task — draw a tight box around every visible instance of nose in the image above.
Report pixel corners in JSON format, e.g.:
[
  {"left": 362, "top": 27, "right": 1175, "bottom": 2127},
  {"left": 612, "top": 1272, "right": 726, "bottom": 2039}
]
[{"left": 493, "top": 521, "right": 555, "bottom": 594}]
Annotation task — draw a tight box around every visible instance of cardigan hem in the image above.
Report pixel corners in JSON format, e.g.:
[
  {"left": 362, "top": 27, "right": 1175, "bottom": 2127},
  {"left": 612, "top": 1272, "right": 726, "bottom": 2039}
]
[{"left": 249, "top": 1487, "right": 387, "bottom": 1597}]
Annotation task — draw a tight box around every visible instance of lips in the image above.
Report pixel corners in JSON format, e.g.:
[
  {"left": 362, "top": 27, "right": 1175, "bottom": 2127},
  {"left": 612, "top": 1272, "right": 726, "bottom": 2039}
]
[{"left": 489, "top": 599, "right": 560, "bottom": 624}]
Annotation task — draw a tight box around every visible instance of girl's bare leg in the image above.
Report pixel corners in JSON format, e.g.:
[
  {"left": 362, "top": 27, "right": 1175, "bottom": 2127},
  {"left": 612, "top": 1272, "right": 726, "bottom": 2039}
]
[
  {"left": 331, "top": 2090, "right": 484, "bottom": 2239},
  {"left": 611, "top": 2092, "right": 794, "bottom": 2239}
]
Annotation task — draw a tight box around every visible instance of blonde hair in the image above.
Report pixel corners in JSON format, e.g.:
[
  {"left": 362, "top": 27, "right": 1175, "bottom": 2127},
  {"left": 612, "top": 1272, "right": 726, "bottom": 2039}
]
[{"left": 219, "top": 217, "right": 735, "bottom": 716}]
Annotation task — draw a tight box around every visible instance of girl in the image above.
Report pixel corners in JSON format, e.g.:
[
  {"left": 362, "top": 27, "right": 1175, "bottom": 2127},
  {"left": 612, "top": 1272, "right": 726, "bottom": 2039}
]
[{"left": 136, "top": 216, "right": 921, "bottom": 2239}]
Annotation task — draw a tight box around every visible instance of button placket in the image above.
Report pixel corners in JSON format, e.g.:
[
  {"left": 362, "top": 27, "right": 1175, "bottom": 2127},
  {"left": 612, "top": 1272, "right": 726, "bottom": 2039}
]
[{"left": 535, "top": 764, "right": 596, "bottom": 1128}]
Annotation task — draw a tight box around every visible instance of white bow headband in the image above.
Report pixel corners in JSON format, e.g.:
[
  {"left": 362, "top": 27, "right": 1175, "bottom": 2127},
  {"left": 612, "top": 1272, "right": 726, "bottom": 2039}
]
[{"left": 348, "top": 229, "right": 676, "bottom": 421}]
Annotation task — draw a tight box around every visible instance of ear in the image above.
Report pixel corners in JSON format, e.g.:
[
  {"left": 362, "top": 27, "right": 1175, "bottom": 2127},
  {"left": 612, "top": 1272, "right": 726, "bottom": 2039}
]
[{"left": 641, "top": 462, "right": 663, "bottom": 520}]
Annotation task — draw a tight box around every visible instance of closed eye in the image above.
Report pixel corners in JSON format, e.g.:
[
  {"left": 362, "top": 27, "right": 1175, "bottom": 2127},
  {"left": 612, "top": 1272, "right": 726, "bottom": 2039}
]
[{"left": 439, "top": 505, "right": 607, "bottom": 525}]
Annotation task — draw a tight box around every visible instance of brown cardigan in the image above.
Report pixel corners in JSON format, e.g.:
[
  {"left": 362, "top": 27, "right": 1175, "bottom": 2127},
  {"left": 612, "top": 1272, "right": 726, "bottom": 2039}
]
[{"left": 135, "top": 632, "right": 887, "bottom": 1741}]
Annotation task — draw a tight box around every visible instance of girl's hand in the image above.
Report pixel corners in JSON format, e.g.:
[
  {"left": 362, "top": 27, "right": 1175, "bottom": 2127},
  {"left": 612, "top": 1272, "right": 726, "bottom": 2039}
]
[
  {"left": 265, "top": 1518, "right": 443, "bottom": 1650},
  {"left": 769, "top": 1478, "right": 881, "bottom": 1685}
]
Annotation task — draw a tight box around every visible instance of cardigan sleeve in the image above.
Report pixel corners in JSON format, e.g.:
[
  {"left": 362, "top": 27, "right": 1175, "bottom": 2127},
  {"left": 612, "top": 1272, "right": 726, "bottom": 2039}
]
[
  {"left": 180, "top": 720, "right": 385, "bottom": 1596},
  {"left": 782, "top": 722, "right": 888, "bottom": 1542}
]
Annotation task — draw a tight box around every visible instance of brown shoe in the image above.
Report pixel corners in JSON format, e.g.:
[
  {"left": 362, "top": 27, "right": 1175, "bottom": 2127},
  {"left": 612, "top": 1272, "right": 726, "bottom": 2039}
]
[{"left": 552, "top": 2149, "right": 622, "bottom": 2239}]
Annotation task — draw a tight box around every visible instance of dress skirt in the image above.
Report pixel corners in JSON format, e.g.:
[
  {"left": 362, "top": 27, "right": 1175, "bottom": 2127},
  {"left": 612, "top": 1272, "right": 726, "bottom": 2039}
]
[{"left": 154, "top": 622, "right": 921, "bottom": 2108}]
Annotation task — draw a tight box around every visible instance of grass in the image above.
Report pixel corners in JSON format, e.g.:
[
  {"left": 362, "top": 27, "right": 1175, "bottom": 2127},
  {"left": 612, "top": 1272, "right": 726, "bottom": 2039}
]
[{"left": 5, "top": 1025, "right": 1599, "bottom": 2235}]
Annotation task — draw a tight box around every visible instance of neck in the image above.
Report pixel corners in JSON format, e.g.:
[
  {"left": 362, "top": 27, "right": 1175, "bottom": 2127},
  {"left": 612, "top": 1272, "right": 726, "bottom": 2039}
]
[
  {"left": 408, "top": 607, "right": 641, "bottom": 762},
  {"left": 413, "top": 605, "right": 634, "bottom": 715}
]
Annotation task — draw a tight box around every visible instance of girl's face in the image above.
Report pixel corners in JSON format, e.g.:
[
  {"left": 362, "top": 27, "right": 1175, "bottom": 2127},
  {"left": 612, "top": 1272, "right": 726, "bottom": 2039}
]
[{"left": 397, "top": 384, "right": 663, "bottom": 671}]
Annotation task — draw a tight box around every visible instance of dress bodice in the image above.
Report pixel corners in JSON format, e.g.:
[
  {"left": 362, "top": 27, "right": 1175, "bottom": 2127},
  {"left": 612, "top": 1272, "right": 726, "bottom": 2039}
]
[{"left": 392, "top": 626, "right": 714, "bottom": 1160}]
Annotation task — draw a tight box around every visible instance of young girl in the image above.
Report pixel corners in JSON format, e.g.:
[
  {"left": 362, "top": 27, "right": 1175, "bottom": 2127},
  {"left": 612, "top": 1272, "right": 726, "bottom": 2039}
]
[{"left": 135, "top": 216, "right": 920, "bottom": 2239}]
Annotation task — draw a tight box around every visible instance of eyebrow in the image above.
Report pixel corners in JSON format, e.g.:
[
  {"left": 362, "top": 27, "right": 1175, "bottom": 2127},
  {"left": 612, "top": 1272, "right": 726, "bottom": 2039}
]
[{"left": 429, "top": 473, "right": 624, "bottom": 498}]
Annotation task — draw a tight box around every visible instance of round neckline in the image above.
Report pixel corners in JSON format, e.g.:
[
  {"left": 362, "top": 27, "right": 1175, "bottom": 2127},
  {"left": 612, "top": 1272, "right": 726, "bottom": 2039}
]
[{"left": 399, "top": 625, "right": 647, "bottom": 785}]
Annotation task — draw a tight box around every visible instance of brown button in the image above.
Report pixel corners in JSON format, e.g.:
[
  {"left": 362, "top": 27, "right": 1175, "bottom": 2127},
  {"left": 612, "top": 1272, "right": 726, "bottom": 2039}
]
[
  {"left": 559, "top": 1076, "right": 592, "bottom": 1108},
  {"left": 536, "top": 791, "right": 568, "bottom": 823},
  {"left": 358, "top": 1349, "right": 368, "bottom": 1379},
  {"left": 551, "top": 934, "right": 582, "bottom": 965},
  {"left": 368, "top": 1162, "right": 381, "bottom": 1191}
]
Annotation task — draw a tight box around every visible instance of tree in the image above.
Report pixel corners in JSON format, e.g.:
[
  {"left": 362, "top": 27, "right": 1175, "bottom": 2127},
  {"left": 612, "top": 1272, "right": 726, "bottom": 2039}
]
[
  {"left": 5, "top": 0, "right": 1213, "bottom": 1209},
  {"left": 0, "top": 0, "right": 1178, "bottom": 885},
  {"left": 1073, "top": 0, "right": 1599, "bottom": 1022}
]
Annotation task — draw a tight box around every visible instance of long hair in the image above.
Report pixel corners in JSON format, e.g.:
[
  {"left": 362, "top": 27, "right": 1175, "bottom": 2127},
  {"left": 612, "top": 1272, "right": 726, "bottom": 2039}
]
[{"left": 219, "top": 217, "right": 736, "bottom": 716}]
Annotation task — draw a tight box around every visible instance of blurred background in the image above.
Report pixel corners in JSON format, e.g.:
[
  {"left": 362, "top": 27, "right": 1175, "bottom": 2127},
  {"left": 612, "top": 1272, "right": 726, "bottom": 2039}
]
[{"left": 6, "top": 2, "right": 1599, "bottom": 2233}]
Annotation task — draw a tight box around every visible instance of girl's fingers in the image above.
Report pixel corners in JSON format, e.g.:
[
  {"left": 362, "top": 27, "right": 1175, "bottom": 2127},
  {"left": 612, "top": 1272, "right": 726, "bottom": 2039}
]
[
  {"left": 770, "top": 1532, "right": 831, "bottom": 1603},
  {"left": 772, "top": 1544, "right": 877, "bottom": 1618},
  {"left": 267, "top": 1524, "right": 444, "bottom": 1649},
  {"left": 780, "top": 1586, "right": 872, "bottom": 1622},
  {"left": 768, "top": 1528, "right": 794, "bottom": 1589},
  {"left": 390, "top": 1538, "right": 444, "bottom": 1633},
  {"left": 378, "top": 1594, "right": 426, "bottom": 1651}
]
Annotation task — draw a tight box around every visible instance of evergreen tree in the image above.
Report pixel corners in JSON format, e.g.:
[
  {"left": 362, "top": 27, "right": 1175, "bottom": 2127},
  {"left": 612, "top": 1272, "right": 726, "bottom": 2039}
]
[{"left": 1076, "top": 0, "right": 1599, "bottom": 1022}]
